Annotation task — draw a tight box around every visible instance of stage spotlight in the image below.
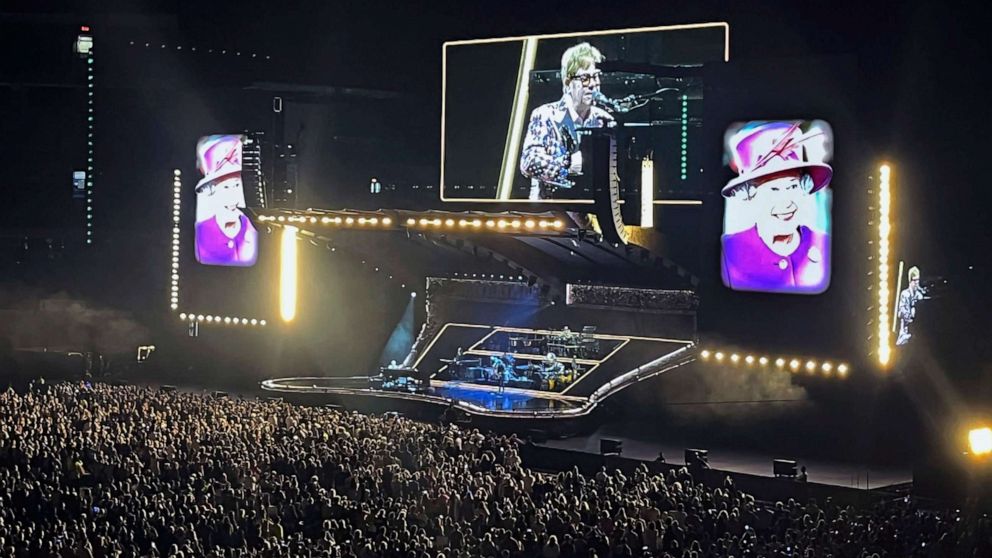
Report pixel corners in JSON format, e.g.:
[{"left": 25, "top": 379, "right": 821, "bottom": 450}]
[
  {"left": 822, "top": 362, "right": 833, "bottom": 374},
  {"left": 260, "top": 320, "right": 267, "bottom": 326},
  {"left": 382, "top": 217, "right": 392, "bottom": 225},
  {"left": 407, "top": 218, "right": 416, "bottom": 226},
  {"left": 700, "top": 350, "right": 711, "bottom": 360},
  {"left": 837, "top": 364, "right": 849, "bottom": 377},
  {"left": 179, "top": 313, "right": 187, "bottom": 320},
  {"left": 775, "top": 358, "right": 786, "bottom": 368},
  {"left": 730, "top": 353, "right": 740, "bottom": 364},
  {"left": 223, "top": 317, "right": 232, "bottom": 324},
  {"left": 789, "top": 359, "right": 801, "bottom": 371},
  {"left": 445, "top": 218, "right": 455, "bottom": 226},
  {"left": 805, "top": 360, "right": 816, "bottom": 373},
  {"left": 419, "top": 218, "right": 429, "bottom": 225},
  {"left": 525, "top": 220, "right": 536, "bottom": 228},
  {"left": 345, "top": 217, "right": 354, "bottom": 225},
  {"left": 759, "top": 356, "right": 769, "bottom": 366},
  {"left": 553, "top": 220, "right": 564, "bottom": 228},
  {"left": 206, "top": 315, "right": 214, "bottom": 322},
  {"left": 745, "top": 355, "right": 755, "bottom": 365},
  {"left": 280, "top": 226, "right": 298, "bottom": 322},
  {"left": 714, "top": 352, "right": 724, "bottom": 362},
  {"left": 969, "top": 427, "right": 992, "bottom": 456},
  {"left": 196, "top": 314, "right": 204, "bottom": 321},
  {"left": 411, "top": 292, "right": 417, "bottom": 298},
  {"left": 250, "top": 318, "right": 258, "bottom": 325}
]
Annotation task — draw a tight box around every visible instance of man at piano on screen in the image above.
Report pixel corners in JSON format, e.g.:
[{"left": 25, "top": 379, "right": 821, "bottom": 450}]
[{"left": 519, "top": 42, "right": 614, "bottom": 200}]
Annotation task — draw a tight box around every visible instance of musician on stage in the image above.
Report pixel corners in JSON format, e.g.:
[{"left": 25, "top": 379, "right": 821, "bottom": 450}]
[
  {"left": 519, "top": 42, "right": 614, "bottom": 200},
  {"left": 897, "top": 266, "right": 927, "bottom": 346}
]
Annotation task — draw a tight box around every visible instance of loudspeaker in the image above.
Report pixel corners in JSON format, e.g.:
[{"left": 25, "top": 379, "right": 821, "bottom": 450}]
[
  {"left": 773, "top": 459, "right": 798, "bottom": 477},
  {"left": 600, "top": 438, "right": 623, "bottom": 456}
]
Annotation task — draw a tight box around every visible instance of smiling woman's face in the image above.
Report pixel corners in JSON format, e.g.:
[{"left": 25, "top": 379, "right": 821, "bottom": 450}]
[
  {"left": 210, "top": 177, "right": 244, "bottom": 224},
  {"left": 751, "top": 172, "right": 804, "bottom": 237}
]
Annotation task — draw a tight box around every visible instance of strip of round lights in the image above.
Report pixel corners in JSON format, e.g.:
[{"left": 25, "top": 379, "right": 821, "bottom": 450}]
[
  {"left": 170, "top": 169, "right": 182, "bottom": 311},
  {"left": 680, "top": 94, "right": 689, "bottom": 180},
  {"left": 86, "top": 50, "right": 95, "bottom": 244},
  {"left": 877, "top": 164, "right": 892, "bottom": 367},
  {"left": 699, "top": 348, "right": 849, "bottom": 379}
]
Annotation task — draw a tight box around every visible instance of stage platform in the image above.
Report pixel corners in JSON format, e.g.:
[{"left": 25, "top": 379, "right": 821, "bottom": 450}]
[{"left": 261, "top": 343, "right": 694, "bottom": 418}]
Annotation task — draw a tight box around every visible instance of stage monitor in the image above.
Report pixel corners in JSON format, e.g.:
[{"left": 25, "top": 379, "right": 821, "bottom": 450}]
[
  {"left": 720, "top": 120, "right": 833, "bottom": 295},
  {"left": 441, "top": 23, "right": 728, "bottom": 203},
  {"left": 194, "top": 135, "right": 258, "bottom": 267}
]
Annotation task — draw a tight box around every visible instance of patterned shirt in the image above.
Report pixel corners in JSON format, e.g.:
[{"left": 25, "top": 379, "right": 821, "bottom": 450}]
[{"left": 519, "top": 95, "right": 613, "bottom": 186}]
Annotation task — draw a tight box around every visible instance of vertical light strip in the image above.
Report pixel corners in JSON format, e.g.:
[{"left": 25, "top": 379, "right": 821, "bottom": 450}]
[
  {"left": 892, "top": 260, "right": 904, "bottom": 333},
  {"left": 86, "top": 51, "right": 95, "bottom": 244},
  {"left": 170, "top": 170, "right": 182, "bottom": 311},
  {"left": 680, "top": 94, "right": 688, "bottom": 180},
  {"left": 640, "top": 158, "right": 654, "bottom": 227},
  {"left": 877, "top": 164, "right": 892, "bottom": 367},
  {"left": 280, "top": 226, "right": 298, "bottom": 322},
  {"left": 496, "top": 36, "right": 539, "bottom": 200}
]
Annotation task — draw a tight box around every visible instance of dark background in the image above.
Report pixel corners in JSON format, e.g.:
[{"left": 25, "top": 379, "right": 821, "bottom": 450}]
[{"left": 1, "top": 1, "right": 990, "bottom": 456}]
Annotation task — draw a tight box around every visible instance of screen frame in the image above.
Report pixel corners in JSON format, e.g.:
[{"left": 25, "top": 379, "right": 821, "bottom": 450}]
[{"left": 439, "top": 22, "right": 731, "bottom": 203}]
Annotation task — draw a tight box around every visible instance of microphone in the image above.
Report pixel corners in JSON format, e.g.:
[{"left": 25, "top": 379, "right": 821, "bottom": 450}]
[{"left": 591, "top": 91, "right": 627, "bottom": 113}]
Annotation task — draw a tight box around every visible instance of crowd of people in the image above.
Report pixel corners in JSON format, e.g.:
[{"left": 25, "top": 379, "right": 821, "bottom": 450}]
[{"left": 1, "top": 381, "right": 989, "bottom": 557}]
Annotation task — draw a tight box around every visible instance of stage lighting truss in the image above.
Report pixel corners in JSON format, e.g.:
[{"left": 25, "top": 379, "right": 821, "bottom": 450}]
[
  {"left": 170, "top": 169, "right": 267, "bottom": 328},
  {"left": 698, "top": 348, "right": 849, "bottom": 379}
]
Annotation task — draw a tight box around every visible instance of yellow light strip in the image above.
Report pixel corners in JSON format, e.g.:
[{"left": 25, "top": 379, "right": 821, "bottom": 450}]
[
  {"left": 877, "top": 164, "right": 892, "bottom": 367},
  {"left": 280, "top": 226, "right": 298, "bottom": 322},
  {"left": 652, "top": 200, "right": 703, "bottom": 205},
  {"left": 440, "top": 22, "right": 731, "bottom": 203},
  {"left": 700, "top": 348, "right": 850, "bottom": 378},
  {"left": 641, "top": 158, "right": 654, "bottom": 227},
  {"left": 497, "top": 36, "right": 539, "bottom": 201},
  {"left": 170, "top": 170, "right": 182, "bottom": 311}
]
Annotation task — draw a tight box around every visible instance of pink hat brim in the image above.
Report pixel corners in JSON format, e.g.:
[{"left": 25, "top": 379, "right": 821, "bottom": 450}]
[{"left": 721, "top": 162, "right": 832, "bottom": 197}]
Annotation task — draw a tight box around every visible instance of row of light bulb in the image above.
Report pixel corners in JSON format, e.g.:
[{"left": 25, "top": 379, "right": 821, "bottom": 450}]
[
  {"left": 170, "top": 170, "right": 182, "bottom": 311},
  {"left": 699, "top": 350, "right": 849, "bottom": 377},
  {"left": 877, "top": 164, "right": 892, "bottom": 366},
  {"left": 405, "top": 217, "right": 564, "bottom": 230},
  {"left": 258, "top": 214, "right": 393, "bottom": 226},
  {"left": 179, "top": 313, "right": 266, "bottom": 326}
]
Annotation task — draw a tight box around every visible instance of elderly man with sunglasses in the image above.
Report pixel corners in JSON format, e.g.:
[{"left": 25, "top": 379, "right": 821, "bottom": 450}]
[{"left": 519, "top": 42, "right": 614, "bottom": 200}]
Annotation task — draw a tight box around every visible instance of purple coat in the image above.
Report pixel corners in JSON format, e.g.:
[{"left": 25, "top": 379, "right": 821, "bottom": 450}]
[
  {"left": 721, "top": 225, "right": 830, "bottom": 294},
  {"left": 195, "top": 213, "right": 258, "bottom": 267}
]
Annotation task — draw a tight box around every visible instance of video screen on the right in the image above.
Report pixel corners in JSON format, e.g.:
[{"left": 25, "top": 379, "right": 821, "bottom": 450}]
[{"left": 721, "top": 120, "right": 834, "bottom": 295}]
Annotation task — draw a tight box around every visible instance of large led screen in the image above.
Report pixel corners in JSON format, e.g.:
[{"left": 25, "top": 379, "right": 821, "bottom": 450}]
[
  {"left": 721, "top": 120, "right": 833, "bottom": 294},
  {"left": 441, "top": 24, "right": 728, "bottom": 202},
  {"left": 194, "top": 135, "right": 258, "bottom": 267}
]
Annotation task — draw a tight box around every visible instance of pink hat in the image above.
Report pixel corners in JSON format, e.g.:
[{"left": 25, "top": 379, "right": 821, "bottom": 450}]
[
  {"left": 722, "top": 121, "right": 832, "bottom": 197},
  {"left": 195, "top": 135, "right": 243, "bottom": 193}
]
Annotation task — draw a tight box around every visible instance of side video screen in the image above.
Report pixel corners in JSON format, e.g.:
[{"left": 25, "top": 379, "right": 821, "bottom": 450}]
[
  {"left": 441, "top": 24, "right": 728, "bottom": 202},
  {"left": 721, "top": 120, "right": 833, "bottom": 295},
  {"left": 194, "top": 135, "right": 258, "bottom": 267}
]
